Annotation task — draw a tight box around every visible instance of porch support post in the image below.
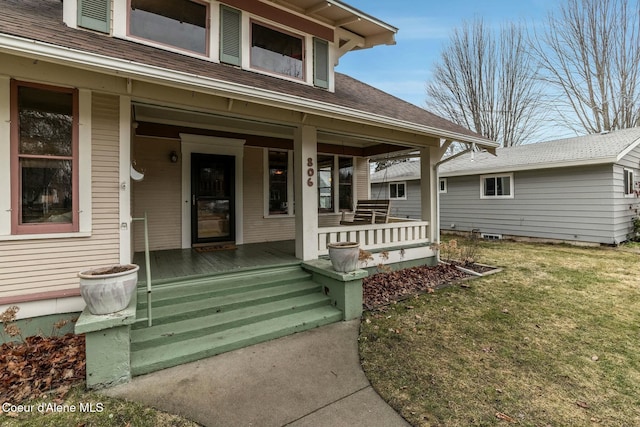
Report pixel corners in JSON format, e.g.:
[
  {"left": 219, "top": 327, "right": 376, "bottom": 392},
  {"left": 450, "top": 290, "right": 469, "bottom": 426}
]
[
  {"left": 119, "top": 95, "right": 132, "bottom": 263},
  {"left": 294, "top": 125, "right": 318, "bottom": 260},
  {"left": 420, "top": 146, "right": 440, "bottom": 244}
]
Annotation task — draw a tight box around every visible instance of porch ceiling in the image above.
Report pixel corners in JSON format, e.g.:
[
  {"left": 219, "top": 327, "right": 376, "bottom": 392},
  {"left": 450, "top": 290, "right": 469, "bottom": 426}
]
[
  {"left": 132, "top": 103, "right": 419, "bottom": 156},
  {"left": 134, "top": 104, "right": 296, "bottom": 140}
]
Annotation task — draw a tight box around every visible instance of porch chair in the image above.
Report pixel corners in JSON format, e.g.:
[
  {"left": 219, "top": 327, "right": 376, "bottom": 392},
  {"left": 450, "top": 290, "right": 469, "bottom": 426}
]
[{"left": 340, "top": 199, "right": 391, "bottom": 225}]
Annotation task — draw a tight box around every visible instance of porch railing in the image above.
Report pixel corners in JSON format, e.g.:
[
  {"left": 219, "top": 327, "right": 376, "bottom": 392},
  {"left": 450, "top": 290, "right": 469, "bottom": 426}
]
[{"left": 317, "top": 220, "right": 430, "bottom": 256}]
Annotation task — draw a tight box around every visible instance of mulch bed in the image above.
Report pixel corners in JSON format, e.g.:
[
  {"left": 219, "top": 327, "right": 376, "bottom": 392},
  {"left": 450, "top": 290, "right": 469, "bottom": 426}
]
[
  {"left": 363, "top": 263, "right": 471, "bottom": 310},
  {"left": 0, "top": 334, "right": 85, "bottom": 406}
]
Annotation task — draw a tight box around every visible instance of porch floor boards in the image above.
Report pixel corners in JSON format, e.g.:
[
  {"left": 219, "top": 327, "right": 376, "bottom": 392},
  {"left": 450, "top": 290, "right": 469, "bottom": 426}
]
[{"left": 133, "top": 240, "right": 298, "bottom": 284}]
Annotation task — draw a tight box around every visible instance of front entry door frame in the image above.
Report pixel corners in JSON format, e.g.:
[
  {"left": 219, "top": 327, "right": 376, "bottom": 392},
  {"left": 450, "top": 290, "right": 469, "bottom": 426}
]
[
  {"left": 191, "top": 153, "right": 236, "bottom": 245},
  {"left": 180, "top": 134, "right": 245, "bottom": 249}
]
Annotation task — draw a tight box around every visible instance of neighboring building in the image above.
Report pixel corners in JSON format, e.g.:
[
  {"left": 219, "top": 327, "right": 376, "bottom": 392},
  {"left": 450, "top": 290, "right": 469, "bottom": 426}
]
[
  {"left": 0, "top": 0, "right": 497, "bottom": 384},
  {"left": 370, "top": 159, "right": 423, "bottom": 219},
  {"left": 372, "top": 128, "right": 640, "bottom": 245}
]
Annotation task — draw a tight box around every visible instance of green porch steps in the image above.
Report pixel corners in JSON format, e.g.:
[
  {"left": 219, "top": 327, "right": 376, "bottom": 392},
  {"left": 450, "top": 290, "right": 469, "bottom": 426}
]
[{"left": 130, "top": 265, "right": 342, "bottom": 376}]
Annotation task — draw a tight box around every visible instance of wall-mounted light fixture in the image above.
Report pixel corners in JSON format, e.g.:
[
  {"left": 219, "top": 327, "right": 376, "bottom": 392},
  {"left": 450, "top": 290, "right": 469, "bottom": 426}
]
[{"left": 169, "top": 151, "right": 179, "bottom": 163}]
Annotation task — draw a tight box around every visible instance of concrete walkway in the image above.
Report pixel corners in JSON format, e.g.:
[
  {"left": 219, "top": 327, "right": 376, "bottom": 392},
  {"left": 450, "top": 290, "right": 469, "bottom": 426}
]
[{"left": 105, "top": 320, "right": 410, "bottom": 427}]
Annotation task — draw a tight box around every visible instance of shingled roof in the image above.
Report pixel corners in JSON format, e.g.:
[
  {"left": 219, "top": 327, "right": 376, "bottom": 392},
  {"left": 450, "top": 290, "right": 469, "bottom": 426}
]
[
  {"left": 440, "top": 128, "right": 640, "bottom": 177},
  {"left": 370, "top": 160, "right": 421, "bottom": 183},
  {"left": 371, "top": 127, "right": 640, "bottom": 181},
  {"left": 0, "top": 0, "right": 494, "bottom": 146}
]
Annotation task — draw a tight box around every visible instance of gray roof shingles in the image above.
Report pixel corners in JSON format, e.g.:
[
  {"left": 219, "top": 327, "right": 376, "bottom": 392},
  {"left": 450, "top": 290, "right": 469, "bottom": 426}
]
[
  {"left": 371, "top": 160, "right": 421, "bottom": 183},
  {"left": 371, "top": 127, "right": 640, "bottom": 181},
  {"left": 0, "top": 0, "right": 486, "bottom": 142}
]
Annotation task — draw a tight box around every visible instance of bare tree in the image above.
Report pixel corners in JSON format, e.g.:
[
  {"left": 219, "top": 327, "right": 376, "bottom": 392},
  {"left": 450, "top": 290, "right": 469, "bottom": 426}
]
[
  {"left": 426, "top": 19, "right": 546, "bottom": 147},
  {"left": 532, "top": 0, "right": 640, "bottom": 133},
  {"left": 374, "top": 158, "right": 411, "bottom": 172}
]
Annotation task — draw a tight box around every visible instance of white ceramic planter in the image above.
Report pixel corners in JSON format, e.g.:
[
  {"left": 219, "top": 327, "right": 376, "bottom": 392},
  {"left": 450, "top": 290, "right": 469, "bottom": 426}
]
[
  {"left": 78, "top": 264, "right": 139, "bottom": 315},
  {"left": 327, "top": 242, "right": 360, "bottom": 273}
]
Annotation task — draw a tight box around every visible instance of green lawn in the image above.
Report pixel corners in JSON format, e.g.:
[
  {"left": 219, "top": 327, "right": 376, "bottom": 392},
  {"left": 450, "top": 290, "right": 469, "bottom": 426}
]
[{"left": 359, "top": 241, "right": 640, "bottom": 426}]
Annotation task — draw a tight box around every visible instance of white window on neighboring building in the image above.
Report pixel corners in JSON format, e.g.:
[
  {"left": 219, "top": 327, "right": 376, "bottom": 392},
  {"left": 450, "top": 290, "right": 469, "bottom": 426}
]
[
  {"left": 623, "top": 168, "right": 635, "bottom": 196},
  {"left": 439, "top": 178, "right": 448, "bottom": 193},
  {"left": 481, "top": 173, "right": 514, "bottom": 199},
  {"left": 389, "top": 182, "right": 407, "bottom": 200}
]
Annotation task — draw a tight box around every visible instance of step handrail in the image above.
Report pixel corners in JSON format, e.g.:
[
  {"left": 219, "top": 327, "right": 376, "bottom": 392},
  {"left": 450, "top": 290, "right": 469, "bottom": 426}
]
[{"left": 132, "top": 212, "right": 152, "bottom": 327}]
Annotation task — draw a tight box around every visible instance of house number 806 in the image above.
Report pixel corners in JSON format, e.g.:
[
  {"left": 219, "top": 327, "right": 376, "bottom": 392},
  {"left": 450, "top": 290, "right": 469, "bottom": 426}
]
[{"left": 307, "top": 157, "right": 314, "bottom": 187}]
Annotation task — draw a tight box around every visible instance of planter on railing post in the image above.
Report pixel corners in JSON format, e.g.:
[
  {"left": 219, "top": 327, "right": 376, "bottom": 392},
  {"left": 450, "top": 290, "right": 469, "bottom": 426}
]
[
  {"left": 327, "top": 242, "right": 360, "bottom": 273},
  {"left": 78, "top": 264, "right": 139, "bottom": 315}
]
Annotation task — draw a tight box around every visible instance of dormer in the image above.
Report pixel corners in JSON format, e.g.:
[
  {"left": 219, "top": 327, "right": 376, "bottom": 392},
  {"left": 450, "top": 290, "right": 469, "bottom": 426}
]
[{"left": 63, "top": 0, "right": 397, "bottom": 92}]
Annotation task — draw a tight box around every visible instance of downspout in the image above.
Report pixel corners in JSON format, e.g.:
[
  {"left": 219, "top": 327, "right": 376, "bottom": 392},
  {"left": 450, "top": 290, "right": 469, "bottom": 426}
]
[{"left": 433, "top": 145, "right": 473, "bottom": 263}]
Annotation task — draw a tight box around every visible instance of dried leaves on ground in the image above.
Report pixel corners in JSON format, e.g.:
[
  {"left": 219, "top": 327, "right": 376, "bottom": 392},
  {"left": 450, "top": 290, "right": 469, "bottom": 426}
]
[
  {"left": 363, "top": 263, "right": 469, "bottom": 309},
  {"left": 0, "top": 334, "right": 85, "bottom": 405}
]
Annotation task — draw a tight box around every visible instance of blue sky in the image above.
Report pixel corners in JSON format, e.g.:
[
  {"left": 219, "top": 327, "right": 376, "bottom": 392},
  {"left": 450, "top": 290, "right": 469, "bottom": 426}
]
[{"left": 336, "top": 0, "right": 558, "bottom": 108}]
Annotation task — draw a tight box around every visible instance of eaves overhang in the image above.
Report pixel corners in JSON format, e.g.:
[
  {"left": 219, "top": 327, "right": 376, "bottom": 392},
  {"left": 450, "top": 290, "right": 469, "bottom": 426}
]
[
  {"left": 276, "top": 0, "right": 397, "bottom": 47},
  {"left": 0, "top": 33, "right": 495, "bottom": 150}
]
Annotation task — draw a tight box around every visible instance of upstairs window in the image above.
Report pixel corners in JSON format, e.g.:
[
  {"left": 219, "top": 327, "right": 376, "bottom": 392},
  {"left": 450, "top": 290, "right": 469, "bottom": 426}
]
[
  {"left": 129, "top": 0, "right": 209, "bottom": 55},
  {"left": 481, "top": 173, "right": 513, "bottom": 199},
  {"left": 251, "top": 21, "right": 304, "bottom": 80},
  {"left": 11, "top": 81, "right": 79, "bottom": 234}
]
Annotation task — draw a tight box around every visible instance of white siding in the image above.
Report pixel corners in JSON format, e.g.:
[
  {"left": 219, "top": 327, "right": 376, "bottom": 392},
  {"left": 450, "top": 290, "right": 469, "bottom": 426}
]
[
  {"left": 440, "top": 165, "right": 617, "bottom": 244},
  {"left": 0, "top": 93, "right": 120, "bottom": 301}
]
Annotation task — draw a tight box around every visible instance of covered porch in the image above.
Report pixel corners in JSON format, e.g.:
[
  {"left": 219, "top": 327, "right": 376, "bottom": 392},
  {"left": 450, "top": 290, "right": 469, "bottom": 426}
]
[
  {"left": 133, "top": 240, "right": 298, "bottom": 284},
  {"left": 129, "top": 102, "right": 451, "bottom": 267},
  {"left": 133, "top": 214, "right": 433, "bottom": 285}
]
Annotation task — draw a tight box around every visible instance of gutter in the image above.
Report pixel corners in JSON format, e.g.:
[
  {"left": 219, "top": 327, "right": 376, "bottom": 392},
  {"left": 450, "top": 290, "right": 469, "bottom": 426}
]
[{"left": 0, "top": 33, "right": 497, "bottom": 149}]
